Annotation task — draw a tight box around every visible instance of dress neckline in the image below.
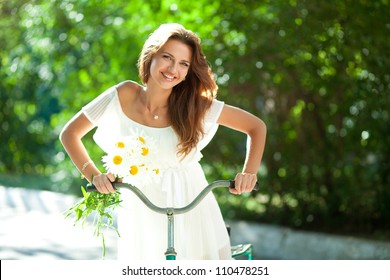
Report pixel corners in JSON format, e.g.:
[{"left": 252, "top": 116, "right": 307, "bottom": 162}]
[{"left": 113, "top": 87, "right": 172, "bottom": 130}]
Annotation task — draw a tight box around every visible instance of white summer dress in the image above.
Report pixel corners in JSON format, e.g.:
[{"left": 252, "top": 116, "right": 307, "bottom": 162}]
[{"left": 82, "top": 84, "right": 231, "bottom": 260}]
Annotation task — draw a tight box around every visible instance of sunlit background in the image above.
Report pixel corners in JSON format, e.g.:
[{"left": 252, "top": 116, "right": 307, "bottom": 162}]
[{"left": 1, "top": 0, "right": 390, "bottom": 259}]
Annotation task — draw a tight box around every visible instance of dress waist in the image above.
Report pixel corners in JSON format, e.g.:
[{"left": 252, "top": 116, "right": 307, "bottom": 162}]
[{"left": 160, "top": 161, "right": 203, "bottom": 207}]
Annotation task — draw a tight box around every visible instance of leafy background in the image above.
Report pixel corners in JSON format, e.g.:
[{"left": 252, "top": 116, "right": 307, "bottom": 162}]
[{"left": 1, "top": 0, "right": 389, "bottom": 240}]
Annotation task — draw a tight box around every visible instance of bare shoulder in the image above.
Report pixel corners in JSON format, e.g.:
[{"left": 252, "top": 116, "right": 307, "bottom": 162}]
[{"left": 116, "top": 80, "right": 142, "bottom": 102}]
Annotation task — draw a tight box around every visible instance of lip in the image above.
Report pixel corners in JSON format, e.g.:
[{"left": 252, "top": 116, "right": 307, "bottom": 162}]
[{"left": 161, "top": 72, "right": 176, "bottom": 82}]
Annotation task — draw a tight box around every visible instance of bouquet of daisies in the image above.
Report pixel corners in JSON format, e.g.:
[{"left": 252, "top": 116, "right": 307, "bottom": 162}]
[
  {"left": 65, "top": 129, "right": 161, "bottom": 257},
  {"left": 102, "top": 131, "right": 161, "bottom": 187}
]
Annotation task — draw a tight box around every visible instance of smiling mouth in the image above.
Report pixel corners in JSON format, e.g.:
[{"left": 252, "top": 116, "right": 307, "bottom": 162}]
[{"left": 162, "top": 72, "right": 175, "bottom": 81}]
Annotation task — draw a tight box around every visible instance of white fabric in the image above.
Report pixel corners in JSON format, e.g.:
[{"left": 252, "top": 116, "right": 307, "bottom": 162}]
[{"left": 82, "top": 85, "right": 231, "bottom": 260}]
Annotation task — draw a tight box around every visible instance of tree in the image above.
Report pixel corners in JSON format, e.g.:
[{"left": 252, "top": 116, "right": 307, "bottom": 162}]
[{"left": 1, "top": 0, "right": 389, "bottom": 238}]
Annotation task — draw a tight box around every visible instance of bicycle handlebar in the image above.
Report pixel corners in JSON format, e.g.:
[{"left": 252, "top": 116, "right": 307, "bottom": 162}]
[{"left": 86, "top": 180, "right": 259, "bottom": 215}]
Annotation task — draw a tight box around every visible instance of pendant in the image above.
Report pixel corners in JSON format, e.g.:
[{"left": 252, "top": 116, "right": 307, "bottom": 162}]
[{"left": 153, "top": 115, "right": 159, "bottom": 120}]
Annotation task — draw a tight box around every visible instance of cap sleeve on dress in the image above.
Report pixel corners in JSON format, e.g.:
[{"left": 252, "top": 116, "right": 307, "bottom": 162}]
[
  {"left": 205, "top": 99, "right": 225, "bottom": 124},
  {"left": 82, "top": 86, "right": 117, "bottom": 125},
  {"left": 197, "top": 99, "right": 225, "bottom": 151}
]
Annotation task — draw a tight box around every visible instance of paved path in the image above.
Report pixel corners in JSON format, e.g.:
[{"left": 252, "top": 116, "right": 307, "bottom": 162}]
[
  {"left": 229, "top": 220, "right": 390, "bottom": 260},
  {"left": 0, "top": 186, "right": 117, "bottom": 260},
  {"left": 2, "top": 185, "right": 390, "bottom": 260}
]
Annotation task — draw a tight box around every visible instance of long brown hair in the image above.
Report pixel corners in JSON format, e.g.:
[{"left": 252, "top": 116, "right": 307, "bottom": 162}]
[{"left": 138, "top": 23, "right": 218, "bottom": 157}]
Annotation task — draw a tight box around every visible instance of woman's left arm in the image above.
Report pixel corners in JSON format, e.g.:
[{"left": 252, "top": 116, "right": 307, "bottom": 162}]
[{"left": 217, "top": 104, "right": 267, "bottom": 194}]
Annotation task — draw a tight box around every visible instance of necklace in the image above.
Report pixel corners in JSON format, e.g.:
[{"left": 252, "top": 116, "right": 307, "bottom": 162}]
[
  {"left": 149, "top": 108, "right": 159, "bottom": 120},
  {"left": 140, "top": 88, "right": 163, "bottom": 120}
]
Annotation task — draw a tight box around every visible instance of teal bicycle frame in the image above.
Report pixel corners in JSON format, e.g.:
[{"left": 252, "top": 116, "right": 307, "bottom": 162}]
[{"left": 87, "top": 180, "right": 259, "bottom": 260}]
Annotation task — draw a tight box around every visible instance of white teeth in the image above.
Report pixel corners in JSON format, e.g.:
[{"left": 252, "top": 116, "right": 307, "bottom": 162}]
[{"left": 163, "top": 73, "right": 174, "bottom": 80}]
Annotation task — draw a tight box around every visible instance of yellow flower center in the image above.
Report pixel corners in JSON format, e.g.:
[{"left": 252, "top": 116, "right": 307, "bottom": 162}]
[
  {"left": 113, "top": 155, "right": 122, "bottom": 165},
  {"left": 141, "top": 147, "right": 149, "bottom": 156},
  {"left": 154, "top": 168, "right": 160, "bottom": 175},
  {"left": 129, "top": 165, "right": 138, "bottom": 175},
  {"left": 116, "top": 141, "right": 125, "bottom": 148},
  {"left": 137, "top": 136, "right": 145, "bottom": 144}
]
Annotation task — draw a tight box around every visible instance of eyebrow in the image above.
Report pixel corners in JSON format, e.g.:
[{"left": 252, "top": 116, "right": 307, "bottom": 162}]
[{"left": 162, "top": 51, "right": 191, "bottom": 64}]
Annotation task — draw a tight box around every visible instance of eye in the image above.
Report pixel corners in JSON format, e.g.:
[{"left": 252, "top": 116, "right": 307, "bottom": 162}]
[
  {"left": 162, "top": 54, "right": 172, "bottom": 60},
  {"left": 180, "top": 62, "right": 190, "bottom": 68}
]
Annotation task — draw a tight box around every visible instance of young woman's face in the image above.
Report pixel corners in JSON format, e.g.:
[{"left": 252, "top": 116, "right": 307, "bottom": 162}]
[{"left": 149, "top": 39, "right": 192, "bottom": 90}]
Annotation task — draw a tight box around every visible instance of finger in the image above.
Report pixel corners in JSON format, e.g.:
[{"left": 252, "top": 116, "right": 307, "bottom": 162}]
[
  {"left": 234, "top": 173, "right": 243, "bottom": 194},
  {"left": 102, "top": 175, "right": 116, "bottom": 193},
  {"left": 99, "top": 181, "right": 110, "bottom": 194},
  {"left": 107, "top": 173, "right": 116, "bottom": 182},
  {"left": 250, "top": 177, "right": 258, "bottom": 191},
  {"left": 243, "top": 174, "right": 257, "bottom": 192},
  {"left": 235, "top": 173, "right": 257, "bottom": 193},
  {"left": 250, "top": 174, "right": 258, "bottom": 191},
  {"left": 92, "top": 175, "right": 111, "bottom": 194},
  {"left": 242, "top": 174, "right": 255, "bottom": 192},
  {"left": 92, "top": 176, "right": 103, "bottom": 193},
  {"left": 229, "top": 187, "right": 240, "bottom": 195}
]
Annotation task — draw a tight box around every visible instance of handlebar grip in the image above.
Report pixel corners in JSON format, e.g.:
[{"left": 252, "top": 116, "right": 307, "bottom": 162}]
[
  {"left": 229, "top": 180, "right": 260, "bottom": 191},
  {"left": 85, "top": 185, "right": 98, "bottom": 192},
  {"left": 85, "top": 183, "right": 117, "bottom": 192}
]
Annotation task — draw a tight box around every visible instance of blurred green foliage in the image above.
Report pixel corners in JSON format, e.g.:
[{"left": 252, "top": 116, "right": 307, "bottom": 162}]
[{"left": 1, "top": 0, "right": 389, "bottom": 239}]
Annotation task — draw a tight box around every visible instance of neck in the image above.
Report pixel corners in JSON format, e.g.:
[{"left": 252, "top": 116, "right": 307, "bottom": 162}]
[
  {"left": 143, "top": 83, "right": 170, "bottom": 105},
  {"left": 139, "top": 86, "right": 170, "bottom": 120}
]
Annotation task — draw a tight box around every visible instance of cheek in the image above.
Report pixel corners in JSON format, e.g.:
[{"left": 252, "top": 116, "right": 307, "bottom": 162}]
[
  {"left": 180, "top": 67, "right": 190, "bottom": 76},
  {"left": 149, "top": 60, "right": 157, "bottom": 72},
  {"left": 150, "top": 58, "right": 168, "bottom": 73}
]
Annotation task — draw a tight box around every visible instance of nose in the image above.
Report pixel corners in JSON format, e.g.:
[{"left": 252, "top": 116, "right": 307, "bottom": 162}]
[{"left": 168, "top": 62, "right": 177, "bottom": 72}]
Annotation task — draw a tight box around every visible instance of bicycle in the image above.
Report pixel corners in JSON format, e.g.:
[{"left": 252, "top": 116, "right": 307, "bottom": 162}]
[{"left": 87, "top": 180, "right": 259, "bottom": 260}]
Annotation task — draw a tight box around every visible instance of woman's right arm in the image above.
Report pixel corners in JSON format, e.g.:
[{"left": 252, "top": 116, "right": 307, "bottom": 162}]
[{"left": 59, "top": 112, "right": 116, "bottom": 193}]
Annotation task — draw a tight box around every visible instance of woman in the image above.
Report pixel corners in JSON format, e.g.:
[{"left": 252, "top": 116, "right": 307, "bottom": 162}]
[{"left": 60, "top": 23, "right": 266, "bottom": 260}]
